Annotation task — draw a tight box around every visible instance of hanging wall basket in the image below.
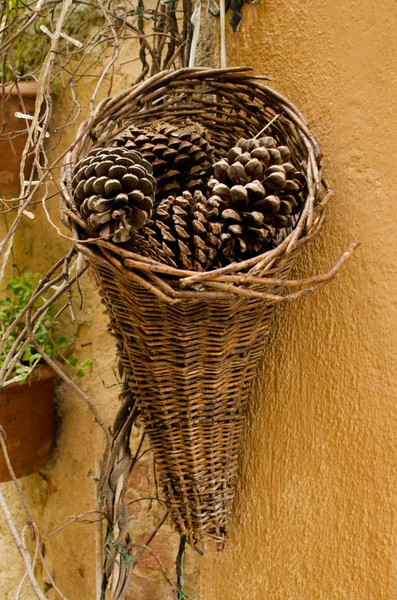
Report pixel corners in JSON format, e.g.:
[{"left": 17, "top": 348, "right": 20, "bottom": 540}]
[{"left": 61, "top": 67, "right": 354, "bottom": 545}]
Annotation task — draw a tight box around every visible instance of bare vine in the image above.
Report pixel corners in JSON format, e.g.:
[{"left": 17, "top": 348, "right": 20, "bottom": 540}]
[{"left": 0, "top": 0, "right": 194, "bottom": 598}]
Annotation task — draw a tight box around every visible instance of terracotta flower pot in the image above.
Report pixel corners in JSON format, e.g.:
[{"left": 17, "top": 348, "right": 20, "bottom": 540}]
[
  {"left": 0, "top": 81, "right": 37, "bottom": 197},
  {"left": 0, "top": 365, "right": 55, "bottom": 482}
]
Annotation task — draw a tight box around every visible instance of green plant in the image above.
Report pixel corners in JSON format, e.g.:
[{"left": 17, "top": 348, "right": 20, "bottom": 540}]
[
  {"left": 0, "top": 271, "right": 93, "bottom": 384},
  {"left": 0, "top": 0, "right": 44, "bottom": 82}
]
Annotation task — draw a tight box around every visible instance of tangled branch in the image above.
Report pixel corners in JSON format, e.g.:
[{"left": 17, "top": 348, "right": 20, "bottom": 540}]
[{"left": 0, "top": 0, "right": 194, "bottom": 598}]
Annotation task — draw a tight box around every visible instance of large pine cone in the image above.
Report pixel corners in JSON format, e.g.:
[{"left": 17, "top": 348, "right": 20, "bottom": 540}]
[
  {"left": 112, "top": 122, "right": 215, "bottom": 202},
  {"left": 132, "top": 191, "right": 222, "bottom": 271},
  {"left": 209, "top": 135, "right": 306, "bottom": 262},
  {"left": 72, "top": 147, "right": 156, "bottom": 243}
]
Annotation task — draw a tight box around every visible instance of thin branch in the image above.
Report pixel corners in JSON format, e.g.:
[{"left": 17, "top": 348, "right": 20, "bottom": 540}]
[
  {"left": 0, "top": 491, "right": 48, "bottom": 600},
  {"left": 0, "top": 2, "right": 192, "bottom": 598}
]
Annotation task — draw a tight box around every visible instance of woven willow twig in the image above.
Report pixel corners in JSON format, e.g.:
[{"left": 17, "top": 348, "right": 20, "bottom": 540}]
[{"left": 61, "top": 67, "right": 356, "bottom": 545}]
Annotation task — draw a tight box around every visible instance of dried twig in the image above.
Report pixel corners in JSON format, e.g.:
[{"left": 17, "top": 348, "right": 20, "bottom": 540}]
[
  {"left": 0, "top": 490, "right": 48, "bottom": 600},
  {"left": 0, "top": 1, "right": 193, "bottom": 598}
]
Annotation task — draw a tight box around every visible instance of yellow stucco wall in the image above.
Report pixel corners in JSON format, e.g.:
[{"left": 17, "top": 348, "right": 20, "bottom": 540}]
[{"left": 199, "top": 1, "right": 397, "bottom": 598}]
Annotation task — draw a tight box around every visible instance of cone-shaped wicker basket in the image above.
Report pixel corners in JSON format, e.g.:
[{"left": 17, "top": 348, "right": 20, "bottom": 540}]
[{"left": 61, "top": 67, "right": 353, "bottom": 545}]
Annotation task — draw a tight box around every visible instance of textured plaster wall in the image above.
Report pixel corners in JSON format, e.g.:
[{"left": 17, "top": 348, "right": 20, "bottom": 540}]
[{"left": 199, "top": 0, "right": 397, "bottom": 599}]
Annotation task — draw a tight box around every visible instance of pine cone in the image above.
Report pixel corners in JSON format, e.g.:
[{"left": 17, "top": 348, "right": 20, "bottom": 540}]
[
  {"left": 220, "top": 208, "right": 275, "bottom": 258},
  {"left": 72, "top": 147, "right": 156, "bottom": 243},
  {"left": 208, "top": 135, "right": 306, "bottom": 262},
  {"left": 112, "top": 122, "right": 215, "bottom": 202},
  {"left": 132, "top": 191, "right": 222, "bottom": 271}
]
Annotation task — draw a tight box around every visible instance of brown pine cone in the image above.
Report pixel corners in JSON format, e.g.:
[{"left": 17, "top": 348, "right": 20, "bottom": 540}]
[
  {"left": 208, "top": 135, "right": 306, "bottom": 262},
  {"left": 220, "top": 208, "right": 275, "bottom": 258},
  {"left": 72, "top": 147, "right": 156, "bottom": 243},
  {"left": 112, "top": 122, "right": 215, "bottom": 202},
  {"left": 132, "top": 190, "right": 222, "bottom": 271}
]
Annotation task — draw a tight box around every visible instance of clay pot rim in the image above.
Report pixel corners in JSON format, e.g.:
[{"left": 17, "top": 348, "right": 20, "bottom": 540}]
[
  {"left": 0, "top": 81, "right": 38, "bottom": 98},
  {"left": 1, "top": 364, "right": 55, "bottom": 391}
]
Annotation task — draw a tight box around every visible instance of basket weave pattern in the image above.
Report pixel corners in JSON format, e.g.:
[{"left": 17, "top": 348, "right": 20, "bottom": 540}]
[
  {"left": 93, "top": 256, "right": 288, "bottom": 541},
  {"left": 61, "top": 67, "right": 338, "bottom": 544}
]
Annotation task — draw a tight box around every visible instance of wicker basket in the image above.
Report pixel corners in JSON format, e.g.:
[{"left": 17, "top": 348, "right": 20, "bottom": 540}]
[{"left": 61, "top": 67, "right": 353, "bottom": 545}]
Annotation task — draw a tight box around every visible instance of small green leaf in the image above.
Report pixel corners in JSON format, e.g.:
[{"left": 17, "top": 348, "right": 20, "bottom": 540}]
[
  {"left": 80, "top": 359, "right": 93, "bottom": 369},
  {"left": 57, "top": 336, "right": 67, "bottom": 348},
  {"left": 68, "top": 355, "right": 78, "bottom": 367}
]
